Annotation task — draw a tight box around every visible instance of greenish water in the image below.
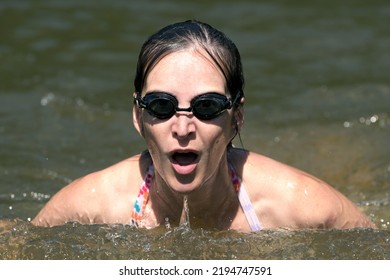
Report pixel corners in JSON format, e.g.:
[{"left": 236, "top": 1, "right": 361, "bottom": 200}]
[
  {"left": 1, "top": 0, "right": 389, "bottom": 259},
  {"left": 1, "top": 220, "right": 389, "bottom": 260}
]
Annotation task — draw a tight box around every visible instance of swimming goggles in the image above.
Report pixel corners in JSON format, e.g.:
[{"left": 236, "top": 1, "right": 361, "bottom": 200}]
[{"left": 135, "top": 91, "right": 239, "bottom": 120}]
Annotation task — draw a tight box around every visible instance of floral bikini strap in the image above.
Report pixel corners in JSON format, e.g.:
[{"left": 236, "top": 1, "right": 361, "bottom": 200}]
[
  {"left": 230, "top": 165, "right": 241, "bottom": 193},
  {"left": 131, "top": 164, "right": 154, "bottom": 227}
]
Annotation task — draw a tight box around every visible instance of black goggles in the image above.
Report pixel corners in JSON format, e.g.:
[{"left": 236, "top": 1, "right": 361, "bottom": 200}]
[{"left": 135, "top": 92, "right": 239, "bottom": 120}]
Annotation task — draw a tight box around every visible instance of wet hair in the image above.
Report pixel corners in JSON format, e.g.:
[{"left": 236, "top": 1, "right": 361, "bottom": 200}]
[{"left": 133, "top": 20, "right": 244, "bottom": 107}]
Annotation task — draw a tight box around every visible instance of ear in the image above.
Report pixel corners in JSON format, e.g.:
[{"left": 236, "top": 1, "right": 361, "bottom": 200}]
[
  {"left": 132, "top": 93, "right": 144, "bottom": 137},
  {"left": 234, "top": 97, "right": 245, "bottom": 132}
]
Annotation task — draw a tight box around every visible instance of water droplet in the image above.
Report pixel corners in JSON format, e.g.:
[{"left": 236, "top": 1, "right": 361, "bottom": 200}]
[
  {"left": 76, "top": 98, "right": 84, "bottom": 107},
  {"left": 40, "top": 92, "right": 55, "bottom": 106},
  {"left": 343, "top": 121, "right": 352, "bottom": 128},
  {"left": 165, "top": 217, "right": 171, "bottom": 229},
  {"left": 370, "top": 115, "right": 378, "bottom": 123}
]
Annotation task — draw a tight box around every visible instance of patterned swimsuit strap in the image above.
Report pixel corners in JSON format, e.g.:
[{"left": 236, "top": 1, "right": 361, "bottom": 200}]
[
  {"left": 230, "top": 164, "right": 263, "bottom": 231},
  {"left": 229, "top": 164, "right": 241, "bottom": 193},
  {"left": 131, "top": 164, "right": 154, "bottom": 226}
]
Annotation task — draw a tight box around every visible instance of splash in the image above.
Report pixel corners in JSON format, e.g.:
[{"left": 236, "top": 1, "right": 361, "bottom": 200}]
[{"left": 179, "top": 195, "right": 190, "bottom": 228}]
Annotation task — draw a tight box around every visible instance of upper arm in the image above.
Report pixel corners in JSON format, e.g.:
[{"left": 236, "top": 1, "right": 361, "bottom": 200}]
[
  {"left": 32, "top": 156, "right": 145, "bottom": 227},
  {"left": 243, "top": 152, "right": 376, "bottom": 229},
  {"left": 31, "top": 175, "right": 100, "bottom": 227},
  {"left": 283, "top": 174, "right": 376, "bottom": 229}
]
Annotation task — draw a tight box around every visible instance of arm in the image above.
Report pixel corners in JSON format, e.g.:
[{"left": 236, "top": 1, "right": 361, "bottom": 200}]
[
  {"left": 32, "top": 174, "right": 104, "bottom": 227},
  {"left": 242, "top": 151, "right": 376, "bottom": 230},
  {"left": 310, "top": 180, "right": 376, "bottom": 229},
  {"left": 32, "top": 156, "right": 144, "bottom": 227},
  {"left": 273, "top": 170, "right": 377, "bottom": 229}
]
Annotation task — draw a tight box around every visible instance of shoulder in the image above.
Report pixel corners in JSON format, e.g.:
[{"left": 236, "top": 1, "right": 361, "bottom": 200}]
[
  {"left": 230, "top": 149, "right": 374, "bottom": 229},
  {"left": 65, "top": 153, "right": 149, "bottom": 199},
  {"left": 32, "top": 153, "right": 152, "bottom": 226},
  {"left": 231, "top": 148, "right": 318, "bottom": 188},
  {"left": 85, "top": 153, "right": 150, "bottom": 191}
]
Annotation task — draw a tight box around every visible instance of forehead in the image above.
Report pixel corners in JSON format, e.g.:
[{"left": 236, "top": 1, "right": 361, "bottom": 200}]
[{"left": 143, "top": 49, "right": 226, "bottom": 96}]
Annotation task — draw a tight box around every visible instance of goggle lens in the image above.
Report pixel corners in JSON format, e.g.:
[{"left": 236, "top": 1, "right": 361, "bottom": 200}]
[{"left": 148, "top": 98, "right": 176, "bottom": 119}]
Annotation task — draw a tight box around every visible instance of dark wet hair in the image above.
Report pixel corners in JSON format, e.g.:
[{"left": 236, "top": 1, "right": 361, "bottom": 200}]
[{"left": 133, "top": 20, "right": 244, "bottom": 107}]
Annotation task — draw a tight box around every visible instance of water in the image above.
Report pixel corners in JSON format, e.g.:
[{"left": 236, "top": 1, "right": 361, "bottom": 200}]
[
  {"left": 1, "top": 0, "right": 389, "bottom": 259},
  {"left": 1, "top": 220, "right": 389, "bottom": 260}
]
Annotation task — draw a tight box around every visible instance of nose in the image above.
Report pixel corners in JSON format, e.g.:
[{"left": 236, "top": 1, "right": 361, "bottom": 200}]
[{"left": 171, "top": 113, "right": 196, "bottom": 140}]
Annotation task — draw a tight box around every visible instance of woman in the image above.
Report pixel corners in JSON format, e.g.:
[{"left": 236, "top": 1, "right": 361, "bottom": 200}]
[{"left": 32, "top": 20, "right": 375, "bottom": 232}]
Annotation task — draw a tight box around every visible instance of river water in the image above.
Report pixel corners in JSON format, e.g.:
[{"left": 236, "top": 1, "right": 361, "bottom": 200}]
[{"left": 1, "top": 0, "right": 389, "bottom": 259}]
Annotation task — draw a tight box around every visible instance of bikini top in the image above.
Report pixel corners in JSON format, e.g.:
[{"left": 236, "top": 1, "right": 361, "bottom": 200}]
[{"left": 131, "top": 164, "right": 262, "bottom": 231}]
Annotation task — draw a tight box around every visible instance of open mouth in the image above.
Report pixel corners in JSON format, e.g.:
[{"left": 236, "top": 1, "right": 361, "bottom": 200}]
[{"left": 171, "top": 151, "right": 199, "bottom": 166}]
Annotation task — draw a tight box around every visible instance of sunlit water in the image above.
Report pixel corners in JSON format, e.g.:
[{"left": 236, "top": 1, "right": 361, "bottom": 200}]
[
  {"left": 1, "top": 0, "right": 389, "bottom": 259},
  {"left": 1, "top": 219, "right": 389, "bottom": 260}
]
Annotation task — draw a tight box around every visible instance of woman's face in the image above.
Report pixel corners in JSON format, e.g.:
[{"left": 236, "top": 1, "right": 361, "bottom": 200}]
[{"left": 134, "top": 49, "right": 236, "bottom": 193}]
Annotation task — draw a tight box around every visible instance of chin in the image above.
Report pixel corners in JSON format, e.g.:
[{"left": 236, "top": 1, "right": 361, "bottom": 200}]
[{"left": 168, "top": 178, "right": 201, "bottom": 195}]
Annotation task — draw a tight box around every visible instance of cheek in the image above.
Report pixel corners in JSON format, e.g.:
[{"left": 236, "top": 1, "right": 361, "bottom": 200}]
[
  {"left": 143, "top": 114, "right": 170, "bottom": 138},
  {"left": 204, "top": 122, "right": 234, "bottom": 149},
  {"left": 214, "top": 114, "right": 236, "bottom": 142},
  {"left": 142, "top": 123, "right": 166, "bottom": 153}
]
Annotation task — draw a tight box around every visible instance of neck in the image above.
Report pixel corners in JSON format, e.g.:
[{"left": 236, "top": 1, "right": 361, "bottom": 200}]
[
  {"left": 150, "top": 153, "right": 240, "bottom": 230},
  {"left": 185, "top": 162, "right": 239, "bottom": 229}
]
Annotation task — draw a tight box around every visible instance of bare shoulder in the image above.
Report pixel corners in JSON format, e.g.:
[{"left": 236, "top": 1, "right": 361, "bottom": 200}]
[
  {"left": 231, "top": 149, "right": 376, "bottom": 229},
  {"left": 73, "top": 154, "right": 148, "bottom": 199},
  {"left": 32, "top": 153, "right": 151, "bottom": 227}
]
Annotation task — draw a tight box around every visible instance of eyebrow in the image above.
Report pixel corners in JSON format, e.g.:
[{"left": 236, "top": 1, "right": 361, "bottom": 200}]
[{"left": 143, "top": 90, "right": 227, "bottom": 98}]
